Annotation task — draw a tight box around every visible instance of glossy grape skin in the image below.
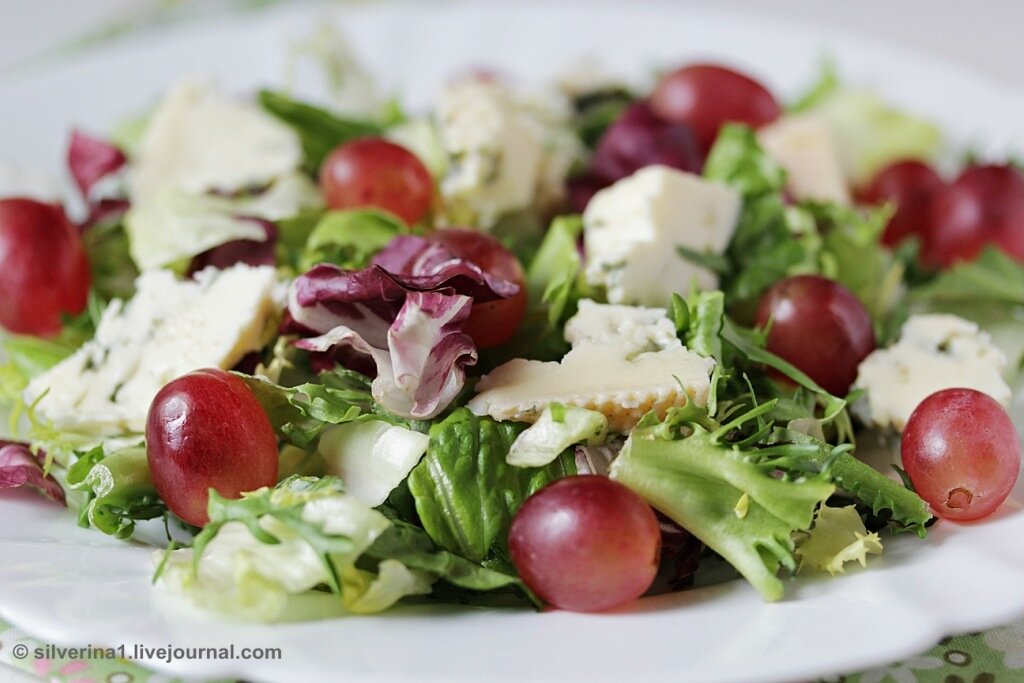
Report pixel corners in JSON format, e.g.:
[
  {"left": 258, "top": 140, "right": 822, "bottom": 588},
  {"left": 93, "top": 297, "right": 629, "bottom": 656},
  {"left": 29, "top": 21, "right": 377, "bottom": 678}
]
[
  {"left": 146, "top": 369, "right": 279, "bottom": 527},
  {"left": 649, "top": 64, "right": 781, "bottom": 152},
  {"left": 319, "top": 138, "right": 434, "bottom": 225},
  {"left": 755, "top": 275, "right": 876, "bottom": 397},
  {"left": 590, "top": 102, "right": 703, "bottom": 183},
  {"left": 857, "top": 160, "right": 945, "bottom": 247},
  {"left": 0, "top": 199, "right": 91, "bottom": 336},
  {"left": 508, "top": 476, "right": 661, "bottom": 612},
  {"left": 902, "top": 388, "right": 1021, "bottom": 522},
  {"left": 924, "top": 164, "right": 1024, "bottom": 268},
  {"left": 423, "top": 229, "right": 528, "bottom": 349}
]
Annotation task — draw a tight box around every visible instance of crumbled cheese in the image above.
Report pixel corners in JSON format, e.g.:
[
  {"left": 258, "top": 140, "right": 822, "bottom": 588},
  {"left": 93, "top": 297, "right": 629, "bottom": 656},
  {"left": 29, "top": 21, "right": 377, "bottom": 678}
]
[
  {"left": 758, "top": 114, "right": 851, "bottom": 205},
  {"left": 468, "top": 300, "right": 715, "bottom": 433},
  {"left": 853, "top": 314, "right": 1012, "bottom": 431},
  {"left": 436, "top": 80, "right": 581, "bottom": 227},
  {"left": 24, "top": 265, "right": 282, "bottom": 436},
  {"left": 582, "top": 165, "right": 741, "bottom": 307}
]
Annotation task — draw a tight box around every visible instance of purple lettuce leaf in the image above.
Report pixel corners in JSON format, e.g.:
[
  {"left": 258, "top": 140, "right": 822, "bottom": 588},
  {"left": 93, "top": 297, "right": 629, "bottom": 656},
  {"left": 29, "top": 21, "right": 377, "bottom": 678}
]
[
  {"left": 67, "top": 130, "right": 127, "bottom": 198},
  {"left": 188, "top": 218, "right": 279, "bottom": 274},
  {"left": 0, "top": 441, "right": 66, "bottom": 505},
  {"left": 295, "top": 292, "right": 476, "bottom": 419}
]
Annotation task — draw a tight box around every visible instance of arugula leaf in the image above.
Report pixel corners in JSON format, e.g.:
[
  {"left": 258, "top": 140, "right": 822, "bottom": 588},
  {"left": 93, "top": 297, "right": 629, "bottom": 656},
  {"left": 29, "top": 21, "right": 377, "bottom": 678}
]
[
  {"left": 407, "top": 408, "right": 576, "bottom": 562},
  {"left": 611, "top": 401, "right": 836, "bottom": 601},
  {"left": 64, "top": 444, "right": 164, "bottom": 539},
  {"left": 299, "top": 209, "right": 407, "bottom": 271},
  {"left": 258, "top": 90, "right": 382, "bottom": 174}
]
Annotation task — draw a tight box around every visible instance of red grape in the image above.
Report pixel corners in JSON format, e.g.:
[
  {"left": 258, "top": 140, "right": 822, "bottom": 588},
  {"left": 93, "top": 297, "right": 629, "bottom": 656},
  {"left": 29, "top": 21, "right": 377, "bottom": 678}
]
[
  {"left": 755, "top": 275, "right": 876, "bottom": 396},
  {"left": 924, "top": 164, "right": 1024, "bottom": 268},
  {"left": 320, "top": 138, "right": 434, "bottom": 225},
  {"left": 423, "top": 229, "right": 528, "bottom": 349},
  {"left": 857, "top": 160, "right": 944, "bottom": 247},
  {"left": 0, "top": 199, "right": 90, "bottom": 337},
  {"left": 508, "top": 476, "right": 661, "bottom": 612},
  {"left": 650, "top": 64, "right": 781, "bottom": 152},
  {"left": 902, "top": 388, "right": 1021, "bottom": 521},
  {"left": 146, "top": 368, "right": 279, "bottom": 526}
]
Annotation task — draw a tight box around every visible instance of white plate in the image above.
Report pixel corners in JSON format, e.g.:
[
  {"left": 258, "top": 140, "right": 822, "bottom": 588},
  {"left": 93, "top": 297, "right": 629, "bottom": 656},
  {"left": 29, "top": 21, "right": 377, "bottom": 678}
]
[{"left": 2, "top": 2, "right": 1024, "bottom": 682}]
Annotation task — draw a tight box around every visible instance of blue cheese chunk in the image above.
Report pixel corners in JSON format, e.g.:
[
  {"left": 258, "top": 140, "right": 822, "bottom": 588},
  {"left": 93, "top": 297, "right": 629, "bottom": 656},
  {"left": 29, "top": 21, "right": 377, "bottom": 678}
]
[
  {"left": 24, "top": 265, "right": 281, "bottom": 436},
  {"left": 853, "top": 314, "right": 1012, "bottom": 431},
  {"left": 583, "top": 166, "right": 741, "bottom": 306},
  {"left": 758, "top": 114, "right": 851, "bottom": 205},
  {"left": 468, "top": 300, "right": 715, "bottom": 433}
]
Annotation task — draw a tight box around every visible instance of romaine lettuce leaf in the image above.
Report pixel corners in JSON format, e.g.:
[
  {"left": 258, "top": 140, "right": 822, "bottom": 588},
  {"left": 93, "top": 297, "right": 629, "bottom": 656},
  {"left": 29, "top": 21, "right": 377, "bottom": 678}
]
[
  {"left": 407, "top": 408, "right": 577, "bottom": 562},
  {"left": 318, "top": 419, "right": 429, "bottom": 506}
]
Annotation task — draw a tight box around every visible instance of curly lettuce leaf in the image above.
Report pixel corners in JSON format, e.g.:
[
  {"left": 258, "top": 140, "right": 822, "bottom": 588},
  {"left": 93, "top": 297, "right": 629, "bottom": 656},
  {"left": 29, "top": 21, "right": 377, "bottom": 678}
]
[
  {"left": 407, "top": 408, "right": 577, "bottom": 562},
  {"left": 796, "top": 503, "right": 883, "bottom": 575},
  {"left": 611, "top": 402, "right": 835, "bottom": 601}
]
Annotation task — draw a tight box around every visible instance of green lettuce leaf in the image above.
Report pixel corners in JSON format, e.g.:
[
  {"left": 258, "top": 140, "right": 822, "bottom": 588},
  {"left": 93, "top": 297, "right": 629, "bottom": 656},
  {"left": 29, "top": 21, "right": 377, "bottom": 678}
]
[
  {"left": 258, "top": 90, "right": 383, "bottom": 174},
  {"left": 506, "top": 403, "right": 608, "bottom": 467},
  {"left": 406, "top": 408, "right": 577, "bottom": 562},
  {"left": 912, "top": 246, "right": 1024, "bottom": 308},
  {"left": 299, "top": 209, "right": 406, "bottom": 271},
  {"left": 64, "top": 444, "right": 164, "bottom": 539},
  {"left": 796, "top": 503, "right": 883, "bottom": 575},
  {"left": 610, "top": 401, "right": 836, "bottom": 601}
]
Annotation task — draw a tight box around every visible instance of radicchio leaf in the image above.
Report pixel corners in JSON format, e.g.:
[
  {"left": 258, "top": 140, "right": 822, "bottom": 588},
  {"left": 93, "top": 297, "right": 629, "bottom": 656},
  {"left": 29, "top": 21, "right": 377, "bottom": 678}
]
[
  {"left": 189, "top": 218, "right": 279, "bottom": 274},
  {"left": 67, "top": 130, "right": 129, "bottom": 228},
  {"left": 0, "top": 441, "right": 66, "bottom": 505},
  {"left": 296, "top": 292, "right": 476, "bottom": 419}
]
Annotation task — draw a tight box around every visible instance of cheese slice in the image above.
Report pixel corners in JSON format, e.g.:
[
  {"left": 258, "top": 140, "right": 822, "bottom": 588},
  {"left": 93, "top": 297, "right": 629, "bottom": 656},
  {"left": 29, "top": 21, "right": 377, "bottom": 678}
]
[
  {"left": 758, "top": 114, "right": 851, "bottom": 205},
  {"left": 468, "top": 299, "right": 715, "bottom": 433},
  {"left": 24, "top": 265, "right": 282, "bottom": 436}
]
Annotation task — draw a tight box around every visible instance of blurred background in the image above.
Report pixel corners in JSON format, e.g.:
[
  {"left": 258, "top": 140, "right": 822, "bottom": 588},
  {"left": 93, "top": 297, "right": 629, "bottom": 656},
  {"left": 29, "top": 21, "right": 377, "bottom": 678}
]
[{"left": 2, "top": 0, "right": 1024, "bottom": 88}]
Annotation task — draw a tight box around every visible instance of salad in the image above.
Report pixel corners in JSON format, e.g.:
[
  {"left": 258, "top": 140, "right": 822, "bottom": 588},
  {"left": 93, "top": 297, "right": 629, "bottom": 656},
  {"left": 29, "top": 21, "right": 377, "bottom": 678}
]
[{"left": 0, "top": 37, "right": 1022, "bottom": 621}]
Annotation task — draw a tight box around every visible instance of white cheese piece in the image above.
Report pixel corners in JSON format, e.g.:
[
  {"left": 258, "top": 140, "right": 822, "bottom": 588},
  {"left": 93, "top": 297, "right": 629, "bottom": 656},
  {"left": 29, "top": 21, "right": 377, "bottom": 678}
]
[
  {"left": 583, "top": 165, "right": 741, "bottom": 307},
  {"left": 128, "top": 80, "right": 302, "bottom": 203},
  {"left": 853, "top": 314, "right": 1012, "bottom": 431},
  {"left": 758, "top": 114, "right": 851, "bottom": 205},
  {"left": 318, "top": 421, "right": 429, "bottom": 507},
  {"left": 436, "top": 80, "right": 580, "bottom": 227},
  {"left": 24, "top": 264, "right": 282, "bottom": 436},
  {"left": 468, "top": 300, "right": 715, "bottom": 433},
  {"left": 564, "top": 299, "right": 680, "bottom": 354}
]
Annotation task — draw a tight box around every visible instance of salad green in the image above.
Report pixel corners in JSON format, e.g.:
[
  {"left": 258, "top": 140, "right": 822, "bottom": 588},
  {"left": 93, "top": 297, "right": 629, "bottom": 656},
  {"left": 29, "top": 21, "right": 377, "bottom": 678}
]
[{"left": 1, "top": 46, "right": 1022, "bottom": 620}]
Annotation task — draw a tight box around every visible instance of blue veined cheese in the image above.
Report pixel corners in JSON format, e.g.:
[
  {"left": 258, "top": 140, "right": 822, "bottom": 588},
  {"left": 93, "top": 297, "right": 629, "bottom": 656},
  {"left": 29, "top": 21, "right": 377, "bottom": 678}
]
[
  {"left": 468, "top": 300, "right": 715, "bottom": 433},
  {"left": 125, "top": 80, "right": 318, "bottom": 270},
  {"left": 436, "top": 80, "right": 581, "bottom": 228},
  {"left": 24, "top": 265, "right": 281, "bottom": 436},
  {"left": 853, "top": 314, "right": 1012, "bottom": 431},
  {"left": 583, "top": 166, "right": 741, "bottom": 307},
  {"left": 758, "top": 114, "right": 851, "bottom": 205}
]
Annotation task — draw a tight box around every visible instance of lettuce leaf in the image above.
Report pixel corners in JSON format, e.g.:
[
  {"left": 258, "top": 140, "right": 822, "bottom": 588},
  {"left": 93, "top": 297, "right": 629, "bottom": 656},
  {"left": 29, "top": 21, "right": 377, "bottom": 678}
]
[
  {"left": 796, "top": 503, "right": 883, "bottom": 575},
  {"left": 258, "top": 90, "right": 383, "bottom": 174},
  {"left": 0, "top": 441, "right": 65, "bottom": 505},
  {"left": 299, "top": 209, "right": 406, "bottom": 272},
  {"left": 610, "top": 402, "right": 836, "bottom": 601},
  {"left": 506, "top": 403, "right": 608, "bottom": 467},
  {"left": 318, "top": 420, "right": 429, "bottom": 506},
  {"left": 911, "top": 246, "right": 1024, "bottom": 309},
  {"left": 64, "top": 444, "right": 163, "bottom": 538},
  {"left": 407, "top": 408, "right": 577, "bottom": 562}
]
